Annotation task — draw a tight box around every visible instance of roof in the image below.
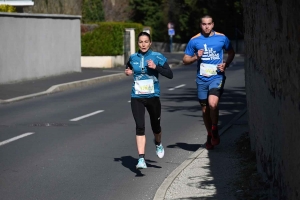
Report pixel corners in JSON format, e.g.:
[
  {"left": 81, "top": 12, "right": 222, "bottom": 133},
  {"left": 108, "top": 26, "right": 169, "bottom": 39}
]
[{"left": 0, "top": 0, "right": 34, "bottom": 6}]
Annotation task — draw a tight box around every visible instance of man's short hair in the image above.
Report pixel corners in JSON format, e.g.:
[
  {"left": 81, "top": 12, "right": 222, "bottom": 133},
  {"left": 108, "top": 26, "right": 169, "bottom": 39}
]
[{"left": 201, "top": 15, "right": 214, "bottom": 23}]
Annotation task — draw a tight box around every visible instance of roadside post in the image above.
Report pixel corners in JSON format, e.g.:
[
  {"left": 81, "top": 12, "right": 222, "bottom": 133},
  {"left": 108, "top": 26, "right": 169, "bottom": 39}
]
[{"left": 168, "top": 22, "right": 175, "bottom": 52}]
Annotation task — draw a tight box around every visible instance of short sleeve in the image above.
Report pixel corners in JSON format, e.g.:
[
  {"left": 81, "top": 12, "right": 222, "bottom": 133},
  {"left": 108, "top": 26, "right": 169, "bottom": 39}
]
[
  {"left": 223, "top": 36, "right": 233, "bottom": 51},
  {"left": 155, "top": 53, "right": 167, "bottom": 67},
  {"left": 184, "top": 39, "right": 196, "bottom": 56}
]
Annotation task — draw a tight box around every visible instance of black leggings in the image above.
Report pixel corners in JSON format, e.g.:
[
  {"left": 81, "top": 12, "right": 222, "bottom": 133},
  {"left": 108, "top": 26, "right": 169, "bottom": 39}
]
[{"left": 131, "top": 97, "right": 161, "bottom": 136}]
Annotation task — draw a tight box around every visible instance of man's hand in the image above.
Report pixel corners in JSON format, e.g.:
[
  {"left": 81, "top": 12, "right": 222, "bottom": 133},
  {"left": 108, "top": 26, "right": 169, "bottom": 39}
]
[
  {"left": 217, "top": 62, "right": 227, "bottom": 72},
  {"left": 196, "top": 49, "right": 204, "bottom": 59},
  {"left": 183, "top": 49, "right": 204, "bottom": 65},
  {"left": 125, "top": 68, "right": 133, "bottom": 76}
]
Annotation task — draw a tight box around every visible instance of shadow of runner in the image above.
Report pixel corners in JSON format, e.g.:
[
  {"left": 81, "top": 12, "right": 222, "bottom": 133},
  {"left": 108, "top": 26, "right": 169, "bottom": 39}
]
[
  {"left": 114, "top": 156, "right": 162, "bottom": 177},
  {"left": 167, "top": 142, "right": 203, "bottom": 152}
]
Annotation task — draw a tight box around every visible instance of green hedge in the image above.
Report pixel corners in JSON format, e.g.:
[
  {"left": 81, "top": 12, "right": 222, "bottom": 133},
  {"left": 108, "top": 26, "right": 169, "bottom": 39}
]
[
  {"left": 0, "top": 5, "right": 16, "bottom": 12},
  {"left": 81, "top": 22, "right": 145, "bottom": 56}
]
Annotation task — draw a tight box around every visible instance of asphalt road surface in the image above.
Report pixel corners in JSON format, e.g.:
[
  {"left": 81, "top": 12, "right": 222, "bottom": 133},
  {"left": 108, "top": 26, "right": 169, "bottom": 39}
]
[{"left": 0, "top": 57, "right": 245, "bottom": 200}]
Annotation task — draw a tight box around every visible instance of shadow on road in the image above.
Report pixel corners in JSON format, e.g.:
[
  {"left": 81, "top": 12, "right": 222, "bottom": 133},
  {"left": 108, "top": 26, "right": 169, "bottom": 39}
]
[
  {"left": 167, "top": 142, "right": 203, "bottom": 152},
  {"left": 114, "top": 156, "right": 162, "bottom": 177}
]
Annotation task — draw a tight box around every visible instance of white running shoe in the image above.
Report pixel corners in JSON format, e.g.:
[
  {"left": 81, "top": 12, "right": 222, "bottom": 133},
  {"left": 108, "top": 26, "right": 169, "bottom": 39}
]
[
  {"left": 156, "top": 144, "right": 165, "bottom": 158},
  {"left": 136, "top": 158, "right": 147, "bottom": 169}
]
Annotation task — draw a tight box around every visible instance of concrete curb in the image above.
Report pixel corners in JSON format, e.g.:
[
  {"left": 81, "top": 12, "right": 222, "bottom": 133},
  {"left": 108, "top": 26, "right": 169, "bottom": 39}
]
[
  {"left": 153, "top": 108, "right": 247, "bottom": 200},
  {"left": 0, "top": 73, "right": 126, "bottom": 104}
]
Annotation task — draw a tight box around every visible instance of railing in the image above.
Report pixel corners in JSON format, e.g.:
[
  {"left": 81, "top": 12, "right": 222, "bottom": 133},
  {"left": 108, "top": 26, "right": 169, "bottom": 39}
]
[{"left": 0, "top": 0, "right": 34, "bottom": 6}]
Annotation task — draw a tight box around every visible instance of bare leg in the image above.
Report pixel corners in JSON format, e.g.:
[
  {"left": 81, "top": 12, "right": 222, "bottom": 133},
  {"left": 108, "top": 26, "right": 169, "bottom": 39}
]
[
  {"left": 208, "top": 95, "right": 220, "bottom": 125},
  {"left": 201, "top": 105, "right": 212, "bottom": 133},
  {"left": 136, "top": 135, "right": 146, "bottom": 155},
  {"left": 208, "top": 95, "right": 221, "bottom": 146}
]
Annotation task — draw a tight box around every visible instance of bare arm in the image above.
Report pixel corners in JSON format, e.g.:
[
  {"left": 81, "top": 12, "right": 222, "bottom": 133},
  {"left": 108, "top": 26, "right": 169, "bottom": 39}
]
[
  {"left": 217, "top": 49, "right": 236, "bottom": 72},
  {"left": 182, "top": 49, "right": 204, "bottom": 65},
  {"left": 224, "top": 49, "right": 235, "bottom": 68}
]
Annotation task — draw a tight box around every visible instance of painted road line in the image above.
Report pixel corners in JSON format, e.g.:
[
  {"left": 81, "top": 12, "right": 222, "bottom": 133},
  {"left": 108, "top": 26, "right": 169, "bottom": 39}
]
[
  {"left": 169, "top": 84, "right": 186, "bottom": 91},
  {"left": 70, "top": 110, "right": 104, "bottom": 121},
  {"left": 0, "top": 132, "right": 35, "bottom": 147}
]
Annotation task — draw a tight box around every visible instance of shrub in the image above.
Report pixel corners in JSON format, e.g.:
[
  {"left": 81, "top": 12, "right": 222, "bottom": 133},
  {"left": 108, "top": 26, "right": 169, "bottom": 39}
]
[
  {"left": 81, "top": 22, "right": 144, "bottom": 56},
  {"left": 0, "top": 5, "right": 16, "bottom": 12}
]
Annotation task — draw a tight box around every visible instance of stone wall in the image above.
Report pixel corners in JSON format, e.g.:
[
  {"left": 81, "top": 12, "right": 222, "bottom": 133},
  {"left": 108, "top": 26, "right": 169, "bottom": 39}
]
[{"left": 243, "top": 0, "right": 300, "bottom": 199}]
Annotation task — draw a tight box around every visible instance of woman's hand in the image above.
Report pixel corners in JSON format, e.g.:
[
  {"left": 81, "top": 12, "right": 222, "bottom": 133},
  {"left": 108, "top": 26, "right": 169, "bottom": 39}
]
[
  {"left": 125, "top": 68, "right": 133, "bottom": 76},
  {"left": 147, "top": 59, "right": 156, "bottom": 69}
]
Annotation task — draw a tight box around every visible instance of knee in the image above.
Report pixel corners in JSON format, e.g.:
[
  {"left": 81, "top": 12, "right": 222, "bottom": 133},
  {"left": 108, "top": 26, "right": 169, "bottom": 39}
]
[
  {"left": 202, "top": 106, "right": 208, "bottom": 114},
  {"left": 209, "top": 102, "right": 218, "bottom": 110},
  {"left": 152, "top": 127, "right": 161, "bottom": 134}
]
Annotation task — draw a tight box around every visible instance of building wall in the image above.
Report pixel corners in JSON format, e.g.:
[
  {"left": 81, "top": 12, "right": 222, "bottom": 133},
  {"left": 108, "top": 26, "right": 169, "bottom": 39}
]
[
  {"left": 243, "top": 0, "right": 300, "bottom": 199},
  {"left": 0, "top": 12, "right": 81, "bottom": 84}
]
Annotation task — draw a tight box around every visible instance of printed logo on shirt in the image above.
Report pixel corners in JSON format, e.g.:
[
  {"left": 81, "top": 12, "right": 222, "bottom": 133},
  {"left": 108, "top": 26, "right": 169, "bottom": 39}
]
[
  {"left": 156, "top": 56, "right": 163, "bottom": 60},
  {"left": 202, "top": 44, "right": 220, "bottom": 61}
]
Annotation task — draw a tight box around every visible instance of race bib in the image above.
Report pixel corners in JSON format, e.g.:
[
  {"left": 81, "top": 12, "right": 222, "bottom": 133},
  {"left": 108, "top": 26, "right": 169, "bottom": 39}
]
[
  {"left": 200, "top": 63, "right": 218, "bottom": 77},
  {"left": 135, "top": 79, "right": 154, "bottom": 94}
]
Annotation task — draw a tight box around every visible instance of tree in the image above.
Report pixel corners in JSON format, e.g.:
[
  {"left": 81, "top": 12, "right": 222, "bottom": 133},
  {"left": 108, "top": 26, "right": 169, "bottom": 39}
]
[
  {"left": 129, "top": 0, "right": 168, "bottom": 42},
  {"left": 82, "top": 0, "right": 105, "bottom": 23},
  {"left": 23, "top": 0, "right": 82, "bottom": 15},
  {"left": 102, "top": 0, "right": 132, "bottom": 22}
]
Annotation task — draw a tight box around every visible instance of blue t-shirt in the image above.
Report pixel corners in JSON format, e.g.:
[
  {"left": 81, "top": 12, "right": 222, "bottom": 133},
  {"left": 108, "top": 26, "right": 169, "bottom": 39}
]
[
  {"left": 128, "top": 50, "right": 167, "bottom": 98},
  {"left": 184, "top": 31, "right": 233, "bottom": 82}
]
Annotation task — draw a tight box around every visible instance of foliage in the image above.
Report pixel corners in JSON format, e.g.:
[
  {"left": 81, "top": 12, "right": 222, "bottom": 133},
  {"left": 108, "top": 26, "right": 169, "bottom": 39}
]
[
  {"left": 23, "top": 0, "right": 82, "bottom": 15},
  {"left": 82, "top": 0, "right": 105, "bottom": 23},
  {"left": 0, "top": 5, "right": 16, "bottom": 12},
  {"left": 129, "top": 0, "right": 167, "bottom": 42},
  {"left": 167, "top": 0, "right": 244, "bottom": 42},
  {"left": 81, "top": 22, "right": 144, "bottom": 56},
  {"left": 129, "top": 0, "right": 243, "bottom": 43}
]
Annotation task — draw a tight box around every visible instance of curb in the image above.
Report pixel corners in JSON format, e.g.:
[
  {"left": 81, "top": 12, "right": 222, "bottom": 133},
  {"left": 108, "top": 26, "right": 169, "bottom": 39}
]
[
  {"left": 0, "top": 60, "right": 183, "bottom": 105},
  {"left": 153, "top": 108, "right": 247, "bottom": 200},
  {"left": 0, "top": 73, "right": 126, "bottom": 104}
]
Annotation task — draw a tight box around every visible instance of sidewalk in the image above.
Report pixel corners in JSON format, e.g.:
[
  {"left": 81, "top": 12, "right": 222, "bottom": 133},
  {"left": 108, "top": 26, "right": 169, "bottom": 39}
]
[{"left": 154, "top": 109, "right": 249, "bottom": 200}]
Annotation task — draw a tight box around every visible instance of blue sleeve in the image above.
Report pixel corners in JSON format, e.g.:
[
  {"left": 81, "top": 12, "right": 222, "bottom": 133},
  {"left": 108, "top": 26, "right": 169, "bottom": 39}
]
[
  {"left": 184, "top": 39, "right": 196, "bottom": 56},
  {"left": 223, "top": 36, "right": 233, "bottom": 51},
  {"left": 155, "top": 53, "right": 167, "bottom": 67}
]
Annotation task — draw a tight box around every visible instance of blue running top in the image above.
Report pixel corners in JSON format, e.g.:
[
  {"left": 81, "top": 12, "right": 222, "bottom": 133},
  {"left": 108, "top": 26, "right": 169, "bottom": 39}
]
[
  {"left": 185, "top": 31, "right": 233, "bottom": 83},
  {"left": 128, "top": 50, "right": 167, "bottom": 98}
]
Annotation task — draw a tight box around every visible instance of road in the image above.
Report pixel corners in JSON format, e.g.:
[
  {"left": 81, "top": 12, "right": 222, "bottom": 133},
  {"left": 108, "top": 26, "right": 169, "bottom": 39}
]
[{"left": 0, "top": 57, "right": 245, "bottom": 200}]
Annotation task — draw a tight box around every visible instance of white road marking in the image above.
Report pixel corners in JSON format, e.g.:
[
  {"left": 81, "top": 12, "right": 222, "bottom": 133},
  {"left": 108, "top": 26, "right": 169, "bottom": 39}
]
[
  {"left": 0, "top": 132, "right": 35, "bottom": 147},
  {"left": 169, "top": 84, "right": 186, "bottom": 91},
  {"left": 70, "top": 110, "right": 104, "bottom": 121}
]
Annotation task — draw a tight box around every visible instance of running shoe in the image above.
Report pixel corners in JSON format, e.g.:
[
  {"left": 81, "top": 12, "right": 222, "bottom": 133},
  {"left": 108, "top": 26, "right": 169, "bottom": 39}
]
[
  {"left": 211, "top": 128, "right": 220, "bottom": 146},
  {"left": 205, "top": 135, "right": 214, "bottom": 150},
  {"left": 156, "top": 144, "right": 165, "bottom": 158},
  {"left": 136, "top": 158, "right": 147, "bottom": 169}
]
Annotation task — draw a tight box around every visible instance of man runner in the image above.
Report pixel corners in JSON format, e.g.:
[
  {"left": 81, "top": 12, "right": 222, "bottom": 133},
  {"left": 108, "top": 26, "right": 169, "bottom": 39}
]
[{"left": 182, "top": 15, "right": 235, "bottom": 150}]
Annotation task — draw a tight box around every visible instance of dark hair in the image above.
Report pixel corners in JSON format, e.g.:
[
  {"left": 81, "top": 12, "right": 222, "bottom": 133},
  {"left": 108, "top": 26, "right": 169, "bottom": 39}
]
[
  {"left": 138, "top": 32, "right": 151, "bottom": 42},
  {"left": 201, "top": 15, "right": 214, "bottom": 23}
]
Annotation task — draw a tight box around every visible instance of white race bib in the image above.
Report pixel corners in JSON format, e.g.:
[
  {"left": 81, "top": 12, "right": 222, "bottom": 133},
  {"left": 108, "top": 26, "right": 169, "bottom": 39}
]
[
  {"left": 135, "top": 79, "right": 154, "bottom": 94},
  {"left": 200, "top": 63, "right": 218, "bottom": 77}
]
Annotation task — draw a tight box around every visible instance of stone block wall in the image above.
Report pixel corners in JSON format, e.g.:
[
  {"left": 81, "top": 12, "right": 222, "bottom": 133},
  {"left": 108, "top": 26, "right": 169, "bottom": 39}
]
[{"left": 243, "top": 0, "right": 300, "bottom": 199}]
